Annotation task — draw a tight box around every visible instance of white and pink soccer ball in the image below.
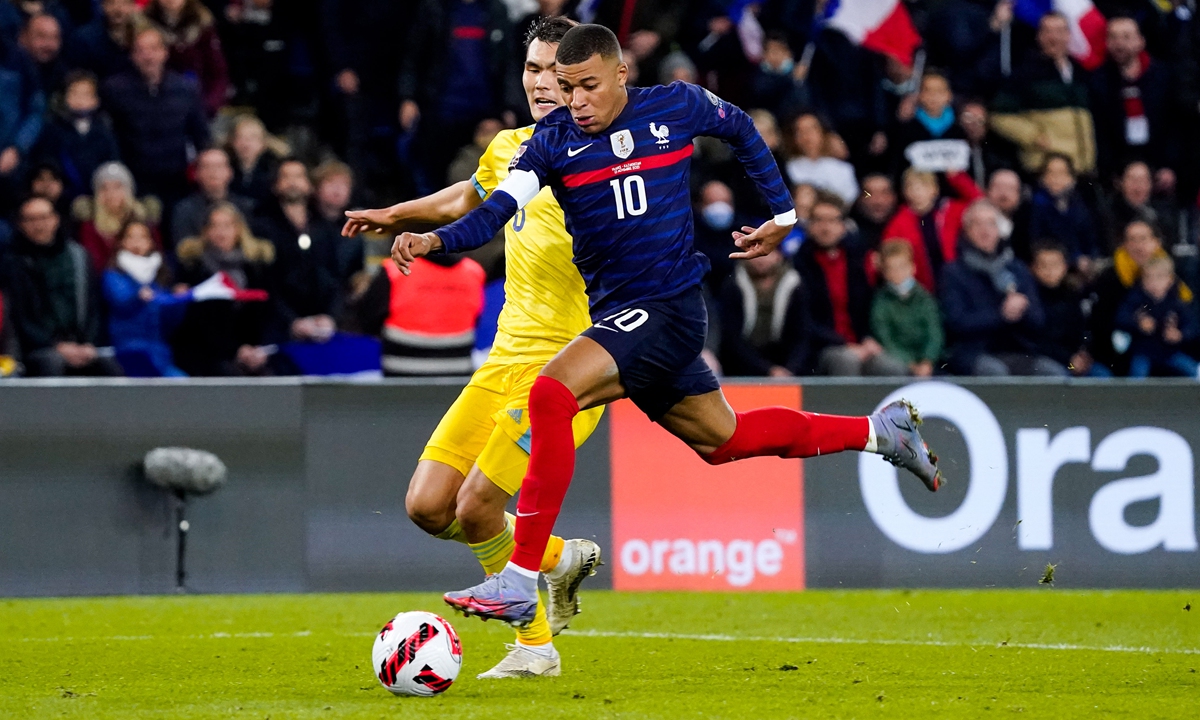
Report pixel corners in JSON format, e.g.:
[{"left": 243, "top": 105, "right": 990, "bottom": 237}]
[{"left": 372, "top": 611, "right": 463, "bottom": 696}]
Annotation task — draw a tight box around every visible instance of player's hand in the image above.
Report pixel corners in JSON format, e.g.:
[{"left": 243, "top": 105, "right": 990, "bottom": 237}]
[
  {"left": 729, "top": 219, "right": 789, "bottom": 260},
  {"left": 343, "top": 207, "right": 398, "bottom": 237},
  {"left": 391, "top": 232, "right": 443, "bottom": 275}
]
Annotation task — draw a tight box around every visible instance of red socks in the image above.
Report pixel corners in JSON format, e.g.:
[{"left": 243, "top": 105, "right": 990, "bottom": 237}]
[
  {"left": 702, "top": 407, "right": 869, "bottom": 466},
  {"left": 511, "top": 376, "right": 579, "bottom": 572}
]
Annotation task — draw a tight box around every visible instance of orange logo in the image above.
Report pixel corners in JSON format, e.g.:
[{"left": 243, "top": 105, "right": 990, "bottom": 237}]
[{"left": 609, "top": 385, "right": 805, "bottom": 591}]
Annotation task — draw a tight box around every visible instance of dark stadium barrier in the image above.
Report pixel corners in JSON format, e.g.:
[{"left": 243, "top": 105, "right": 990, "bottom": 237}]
[
  {"left": 2, "top": 379, "right": 1198, "bottom": 596},
  {"left": 0, "top": 379, "right": 610, "bottom": 596}
]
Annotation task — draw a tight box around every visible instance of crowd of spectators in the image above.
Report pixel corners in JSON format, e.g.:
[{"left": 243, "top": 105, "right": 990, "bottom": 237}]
[{"left": 2, "top": 0, "right": 1200, "bottom": 380}]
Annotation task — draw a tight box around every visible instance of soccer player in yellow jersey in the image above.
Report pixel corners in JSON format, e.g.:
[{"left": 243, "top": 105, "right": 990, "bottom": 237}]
[{"left": 342, "top": 17, "right": 600, "bottom": 679}]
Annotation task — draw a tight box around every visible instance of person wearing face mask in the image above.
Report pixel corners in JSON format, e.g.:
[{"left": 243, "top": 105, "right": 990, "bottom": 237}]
[
  {"left": 870, "top": 240, "right": 943, "bottom": 377},
  {"left": 749, "top": 31, "right": 807, "bottom": 119},
  {"left": 102, "top": 219, "right": 190, "bottom": 376},
  {"left": 693, "top": 180, "right": 739, "bottom": 294},
  {"left": 31, "top": 72, "right": 120, "bottom": 202}
]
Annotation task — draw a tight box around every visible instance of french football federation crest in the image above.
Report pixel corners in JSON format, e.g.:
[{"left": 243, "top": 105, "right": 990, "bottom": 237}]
[
  {"left": 507, "top": 144, "right": 527, "bottom": 170},
  {"left": 650, "top": 122, "right": 670, "bottom": 146},
  {"left": 610, "top": 129, "right": 634, "bottom": 159}
]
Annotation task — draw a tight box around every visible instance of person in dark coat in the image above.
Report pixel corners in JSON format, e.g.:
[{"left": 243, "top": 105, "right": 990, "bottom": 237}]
[
  {"left": 1029, "top": 241, "right": 1106, "bottom": 376},
  {"left": 31, "top": 71, "right": 119, "bottom": 201},
  {"left": 102, "top": 25, "right": 210, "bottom": 207},
  {"left": 223, "top": 0, "right": 299, "bottom": 132},
  {"left": 398, "top": 0, "right": 521, "bottom": 188},
  {"left": 64, "top": 0, "right": 138, "bottom": 81},
  {"left": 939, "top": 199, "right": 1065, "bottom": 376},
  {"left": 1107, "top": 160, "right": 1179, "bottom": 251},
  {"left": 225, "top": 113, "right": 280, "bottom": 208},
  {"left": 1116, "top": 254, "right": 1200, "bottom": 377},
  {"left": 890, "top": 72, "right": 968, "bottom": 176},
  {"left": 172, "top": 201, "right": 276, "bottom": 376},
  {"left": 718, "top": 249, "right": 811, "bottom": 377},
  {"left": 18, "top": 12, "right": 66, "bottom": 97},
  {"left": 251, "top": 158, "right": 342, "bottom": 344},
  {"left": 5, "top": 195, "right": 122, "bottom": 376},
  {"left": 1028, "top": 153, "right": 1099, "bottom": 273},
  {"left": 143, "top": 0, "right": 230, "bottom": 116},
  {"left": 1089, "top": 17, "right": 1178, "bottom": 186},
  {"left": 171, "top": 147, "right": 255, "bottom": 248},
  {"left": 794, "top": 192, "right": 905, "bottom": 375}
]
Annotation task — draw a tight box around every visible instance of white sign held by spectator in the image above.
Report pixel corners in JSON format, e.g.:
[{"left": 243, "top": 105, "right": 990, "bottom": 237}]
[{"left": 905, "top": 139, "right": 971, "bottom": 172}]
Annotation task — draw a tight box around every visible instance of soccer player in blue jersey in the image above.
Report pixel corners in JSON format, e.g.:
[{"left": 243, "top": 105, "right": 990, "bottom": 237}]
[{"left": 391, "top": 24, "right": 943, "bottom": 627}]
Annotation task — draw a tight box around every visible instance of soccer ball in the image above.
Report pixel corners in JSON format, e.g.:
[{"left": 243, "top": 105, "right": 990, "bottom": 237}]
[{"left": 372, "top": 611, "right": 462, "bottom": 696}]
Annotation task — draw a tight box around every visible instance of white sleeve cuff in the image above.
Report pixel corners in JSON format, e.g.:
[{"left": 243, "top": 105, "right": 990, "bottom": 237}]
[
  {"left": 496, "top": 169, "right": 541, "bottom": 209},
  {"left": 773, "top": 209, "right": 798, "bottom": 227}
]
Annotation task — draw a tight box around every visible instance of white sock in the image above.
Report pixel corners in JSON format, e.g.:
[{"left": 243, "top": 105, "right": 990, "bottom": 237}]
[
  {"left": 545, "top": 541, "right": 578, "bottom": 580},
  {"left": 503, "top": 562, "right": 540, "bottom": 595},
  {"left": 864, "top": 416, "right": 878, "bottom": 453},
  {"left": 516, "top": 640, "right": 557, "bottom": 657}
]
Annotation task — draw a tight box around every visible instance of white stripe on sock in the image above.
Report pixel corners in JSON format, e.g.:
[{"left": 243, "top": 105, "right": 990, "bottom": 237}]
[{"left": 864, "top": 417, "right": 878, "bottom": 453}]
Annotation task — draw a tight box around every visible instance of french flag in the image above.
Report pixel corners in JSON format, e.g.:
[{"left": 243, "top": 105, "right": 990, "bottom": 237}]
[
  {"left": 1015, "top": 0, "right": 1107, "bottom": 70},
  {"left": 823, "top": 0, "right": 923, "bottom": 67}
]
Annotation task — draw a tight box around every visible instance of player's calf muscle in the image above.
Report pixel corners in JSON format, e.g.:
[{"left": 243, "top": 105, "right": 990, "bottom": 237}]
[
  {"left": 455, "top": 468, "right": 510, "bottom": 543},
  {"left": 406, "top": 460, "right": 464, "bottom": 534}
]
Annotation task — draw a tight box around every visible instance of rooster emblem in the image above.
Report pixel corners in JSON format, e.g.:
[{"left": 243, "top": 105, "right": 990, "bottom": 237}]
[{"left": 650, "top": 122, "right": 670, "bottom": 146}]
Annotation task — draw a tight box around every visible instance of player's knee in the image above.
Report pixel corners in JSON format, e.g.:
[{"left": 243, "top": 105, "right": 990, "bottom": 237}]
[
  {"left": 405, "top": 484, "right": 454, "bottom": 535},
  {"left": 529, "top": 375, "right": 579, "bottom": 419}
]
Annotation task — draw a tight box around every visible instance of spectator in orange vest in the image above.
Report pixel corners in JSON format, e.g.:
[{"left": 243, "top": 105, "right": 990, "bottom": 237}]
[{"left": 355, "top": 254, "right": 485, "bottom": 376}]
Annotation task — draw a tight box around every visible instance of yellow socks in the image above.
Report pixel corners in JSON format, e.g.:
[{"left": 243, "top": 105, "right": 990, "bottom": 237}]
[{"left": 434, "top": 518, "right": 468, "bottom": 544}]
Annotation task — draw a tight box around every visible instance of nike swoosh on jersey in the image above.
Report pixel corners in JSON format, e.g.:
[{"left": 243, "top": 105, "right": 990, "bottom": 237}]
[
  {"left": 566, "top": 144, "right": 593, "bottom": 157},
  {"left": 516, "top": 510, "right": 539, "bottom": 517}
]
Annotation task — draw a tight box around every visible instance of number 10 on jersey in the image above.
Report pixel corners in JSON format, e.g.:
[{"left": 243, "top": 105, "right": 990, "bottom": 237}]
[{"left": 609, "top": 175, "right": 647, "bottom": 219}]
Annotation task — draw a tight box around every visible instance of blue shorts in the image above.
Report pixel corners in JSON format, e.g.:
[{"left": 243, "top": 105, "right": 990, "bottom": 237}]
[{"left": 582, "top": 286, "right": 721, "bottom": 421}]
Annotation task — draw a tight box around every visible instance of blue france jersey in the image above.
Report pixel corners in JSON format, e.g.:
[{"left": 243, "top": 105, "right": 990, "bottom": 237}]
[{"left": 437, "top": 81, "right": 794, "bottom": 318}]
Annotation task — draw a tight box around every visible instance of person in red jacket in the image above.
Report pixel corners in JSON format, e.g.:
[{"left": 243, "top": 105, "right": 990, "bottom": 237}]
[{"left": 881, "top": 168, "right": 984, "bottom": 292}]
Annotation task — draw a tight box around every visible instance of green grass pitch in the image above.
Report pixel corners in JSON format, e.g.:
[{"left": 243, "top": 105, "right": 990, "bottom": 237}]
[{"left": 2, "top": 590, "right": 1197, "bottom": 718}]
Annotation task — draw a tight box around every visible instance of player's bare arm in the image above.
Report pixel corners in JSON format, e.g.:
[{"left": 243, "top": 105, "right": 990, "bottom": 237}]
[
  {"left": 729, "top": 218, "right": 793, "bottom": 260},
  {"left": 342, "top": 181, "right": 482, "bottom": 237},
  {"left": 390, "top": 231, "right": 444, "bottom": 275}
]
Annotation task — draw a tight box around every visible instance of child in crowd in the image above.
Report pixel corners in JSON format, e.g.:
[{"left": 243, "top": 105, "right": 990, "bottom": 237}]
[
  {"left": 1117, "top": 255, "right": 1200, "bottom": 378},
  {"left": 882, "top": 168, "right": 983, "bottom": 290},
  {"left": 102, "top": 220, "right": 191, "bottom": 377},
  {"left": 1029, "top": 241, "right": 1105, "bottom": 376},
  {"left": 1029, "top": 154, "right": 1098, "bottom": 275},
  {"left": 869, "top": 240, "right": 943, "bottom": 377},
  {"left": 892, "top": 72, "right": 966, "bottom": 174}
]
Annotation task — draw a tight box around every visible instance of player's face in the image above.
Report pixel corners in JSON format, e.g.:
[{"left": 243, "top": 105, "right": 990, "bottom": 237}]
[
  {"left": 557, "top": 53, "right": 628, "bottom": 134},
  {"left": 524, "top": 40, "right": 563, "bottom": 122}
]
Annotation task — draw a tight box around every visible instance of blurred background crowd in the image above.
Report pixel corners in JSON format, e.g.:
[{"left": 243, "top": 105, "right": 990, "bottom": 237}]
[{"left": 2, "top": 0, "right": 1200, "bottom": 380}]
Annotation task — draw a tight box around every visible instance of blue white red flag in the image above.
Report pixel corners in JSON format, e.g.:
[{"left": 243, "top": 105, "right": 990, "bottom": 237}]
[{"left": 1014, "top": 0, "right": 1107, "bottom": 70}]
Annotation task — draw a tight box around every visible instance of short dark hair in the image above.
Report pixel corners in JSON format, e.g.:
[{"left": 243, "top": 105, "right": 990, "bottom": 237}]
[
  {"left": 1040, "top": 152, "right": 1075, "bottom": 177},
  {"left": 63, "top": 69, "right": 98, "bottom": 93},
  {"left": 1029, "top": 239, "right": 1068, "bottom": 260},
  {"left": 556, "top": 24, "right": 621, "bottom": 66},
  {"left": 811, "top": 190, "right": 846, "bottom": 218},
  {"left": 525, "top": 15, "right": 577, "bottom": 48}
]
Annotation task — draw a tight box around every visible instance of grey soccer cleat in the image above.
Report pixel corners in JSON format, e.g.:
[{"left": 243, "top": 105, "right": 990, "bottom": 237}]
[
  {"left": 546, "top": 539, "right": 603, "bottom": 636},
  {"left": 871, "top": 399, "right": 943, "bottom": 492},
  {"left": 444, "top": 571, "right": 539, "bottom": 627},
  {"left": 476, "top": 643, "right": 561, "bottom": 679}
]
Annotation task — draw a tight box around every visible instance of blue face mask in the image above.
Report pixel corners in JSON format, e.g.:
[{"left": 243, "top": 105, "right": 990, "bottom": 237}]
[
  {"left": 890, "top": 277, "right": 917, "bottom": 296},
  {"left": 761, "top": 58, "right": 794, "bottom": 76},
  {"left": 702, "top": 201, "right": 734, "bottom": 230}
]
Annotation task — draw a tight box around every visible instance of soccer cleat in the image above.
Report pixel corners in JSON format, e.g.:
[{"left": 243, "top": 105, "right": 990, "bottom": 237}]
[
  {"left": 546, "top": 539, "right": 603, "bottom": 636},
  {"left": 443, "top": 572, "right": 539, "bottom": 627},
  {"left": 871, "top": 399, "right": 943, "bottom": 492},
  {"left": 476, "top": 644, "right": 561, "bottom": 679}
]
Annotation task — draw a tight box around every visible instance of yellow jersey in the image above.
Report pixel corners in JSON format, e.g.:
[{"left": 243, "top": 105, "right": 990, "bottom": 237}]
[{"left": 471, "top": 127, "right": 591, "bottom": 363}]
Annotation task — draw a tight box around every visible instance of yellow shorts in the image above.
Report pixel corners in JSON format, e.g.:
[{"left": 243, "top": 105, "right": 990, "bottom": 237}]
[{"left": 420, "top": 360, "right": 604, "bottom": 496}]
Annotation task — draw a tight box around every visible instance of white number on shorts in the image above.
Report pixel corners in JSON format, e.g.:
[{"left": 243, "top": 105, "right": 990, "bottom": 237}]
[
  {"left": 597, "top": 308, "right": 649, "bottom": 332},
  {"left": 609, "top": 175, "right": 647, "bottom": 219}
]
